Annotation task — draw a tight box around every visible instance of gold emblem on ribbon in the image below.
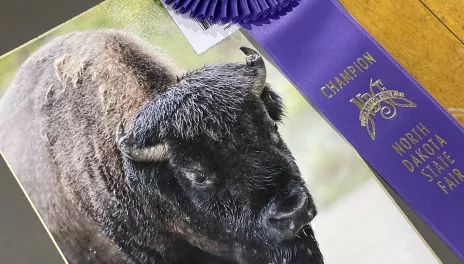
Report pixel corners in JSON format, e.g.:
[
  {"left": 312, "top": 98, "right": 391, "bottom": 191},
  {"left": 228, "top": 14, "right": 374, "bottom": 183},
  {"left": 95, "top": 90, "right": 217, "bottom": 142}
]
[{"left": 350, "top": 78, "right": 417, "bottom": 140}]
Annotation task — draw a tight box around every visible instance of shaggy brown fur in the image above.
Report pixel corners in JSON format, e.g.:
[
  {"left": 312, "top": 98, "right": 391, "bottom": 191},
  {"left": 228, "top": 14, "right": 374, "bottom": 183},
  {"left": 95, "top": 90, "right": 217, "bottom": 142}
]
[{"left": 0, "top": 29, "right": 182, "bottom": 263}]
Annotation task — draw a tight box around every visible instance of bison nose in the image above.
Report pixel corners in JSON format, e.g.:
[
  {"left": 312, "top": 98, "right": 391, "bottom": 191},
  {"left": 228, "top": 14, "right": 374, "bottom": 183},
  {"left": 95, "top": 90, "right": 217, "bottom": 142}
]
[{"left": 269, "top": 192, "right": 314, "bottom": 236}]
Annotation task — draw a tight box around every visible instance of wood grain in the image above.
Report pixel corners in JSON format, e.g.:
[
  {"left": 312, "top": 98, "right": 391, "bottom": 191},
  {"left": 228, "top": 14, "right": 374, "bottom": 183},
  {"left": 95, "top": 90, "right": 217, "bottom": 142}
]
[
  {"left": 338, "top": 0, "right": 464, "bottom": 124},
  {"left": 421, "top": 0, "right": 464, "bottom": 43}
]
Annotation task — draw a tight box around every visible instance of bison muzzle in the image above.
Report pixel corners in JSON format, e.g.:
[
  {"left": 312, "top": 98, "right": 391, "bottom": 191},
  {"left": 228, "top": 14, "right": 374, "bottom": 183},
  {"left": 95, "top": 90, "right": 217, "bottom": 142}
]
[{"left": 0, "top": 30, "right": 324, "bottom": 264}]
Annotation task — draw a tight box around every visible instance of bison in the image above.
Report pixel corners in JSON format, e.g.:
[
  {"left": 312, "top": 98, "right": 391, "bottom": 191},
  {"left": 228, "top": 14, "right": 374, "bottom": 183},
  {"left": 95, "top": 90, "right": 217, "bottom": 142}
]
[{"left": 0, "top": 29, "right": 323, "bottom": 264}]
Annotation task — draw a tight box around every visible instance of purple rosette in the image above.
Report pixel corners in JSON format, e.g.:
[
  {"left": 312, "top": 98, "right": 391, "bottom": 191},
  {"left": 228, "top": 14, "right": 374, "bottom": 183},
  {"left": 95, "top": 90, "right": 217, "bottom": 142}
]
[{"left": 164, "top": 0, "right": 300, "bottom": 24}]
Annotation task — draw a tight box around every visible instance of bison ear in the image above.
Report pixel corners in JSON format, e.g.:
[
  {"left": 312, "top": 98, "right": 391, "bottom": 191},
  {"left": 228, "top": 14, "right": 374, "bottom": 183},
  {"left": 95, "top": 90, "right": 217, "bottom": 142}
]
[{"left": 116, "top": 123, "right": 169, "bottom": 162}]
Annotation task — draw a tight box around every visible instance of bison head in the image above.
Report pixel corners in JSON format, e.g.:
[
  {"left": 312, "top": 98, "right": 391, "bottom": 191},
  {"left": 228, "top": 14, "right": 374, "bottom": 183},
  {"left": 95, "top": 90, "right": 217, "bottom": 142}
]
[{"left": 116, "top": 47, "right": 323, "bottom": 264}]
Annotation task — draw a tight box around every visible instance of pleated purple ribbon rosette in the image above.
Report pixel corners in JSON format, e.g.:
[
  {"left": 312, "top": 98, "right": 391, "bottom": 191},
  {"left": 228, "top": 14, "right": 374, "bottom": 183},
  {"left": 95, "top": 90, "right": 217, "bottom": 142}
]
[{"left": 163, "top": 0, "right": 300, "bottom": 24}]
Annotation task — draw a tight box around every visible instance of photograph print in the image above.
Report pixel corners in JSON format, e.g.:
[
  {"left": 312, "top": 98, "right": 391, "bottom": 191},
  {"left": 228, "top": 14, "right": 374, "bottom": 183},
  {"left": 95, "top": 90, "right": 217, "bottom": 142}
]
[{"left": 0, "top": 0, "right": 439, "bottom": 264}]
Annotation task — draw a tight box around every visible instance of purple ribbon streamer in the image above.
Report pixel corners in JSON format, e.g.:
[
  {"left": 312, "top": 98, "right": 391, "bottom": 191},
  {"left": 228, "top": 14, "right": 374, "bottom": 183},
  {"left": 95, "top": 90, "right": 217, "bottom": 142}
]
[{"left": 243, "top": 0, "right": 464, "bottom": 261}]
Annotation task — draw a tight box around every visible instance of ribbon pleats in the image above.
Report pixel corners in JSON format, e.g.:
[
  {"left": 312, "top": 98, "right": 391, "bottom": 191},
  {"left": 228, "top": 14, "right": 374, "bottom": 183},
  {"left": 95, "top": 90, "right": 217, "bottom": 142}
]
[{"left": 164, "top": 0, "right": 299, "bottom": 23}]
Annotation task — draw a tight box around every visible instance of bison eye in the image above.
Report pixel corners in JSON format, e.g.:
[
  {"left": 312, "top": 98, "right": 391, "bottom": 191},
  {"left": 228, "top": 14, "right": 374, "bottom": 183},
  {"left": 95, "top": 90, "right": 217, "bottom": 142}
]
[
  {"left": 194, "top": 173, "right": 207, "bottom": 184},
  {"left": 185, "top": 170, "right": 213, "bottom": 189},
  {"left": 193, "top": 175, "right": 213, "bottom": 189}
]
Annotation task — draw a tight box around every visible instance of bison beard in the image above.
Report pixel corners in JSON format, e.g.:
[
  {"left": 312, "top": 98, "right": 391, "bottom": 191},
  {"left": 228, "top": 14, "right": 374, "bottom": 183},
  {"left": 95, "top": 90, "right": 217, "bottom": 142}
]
[{"left": 0, "top": 30, "right": 324, "bottom": 264}]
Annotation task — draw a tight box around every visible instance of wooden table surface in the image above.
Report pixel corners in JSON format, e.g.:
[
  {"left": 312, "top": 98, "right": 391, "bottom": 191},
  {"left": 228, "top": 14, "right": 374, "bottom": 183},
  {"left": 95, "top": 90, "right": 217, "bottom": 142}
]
[{"left": 339, "top": 0, "right": 464, "bottom": 124}]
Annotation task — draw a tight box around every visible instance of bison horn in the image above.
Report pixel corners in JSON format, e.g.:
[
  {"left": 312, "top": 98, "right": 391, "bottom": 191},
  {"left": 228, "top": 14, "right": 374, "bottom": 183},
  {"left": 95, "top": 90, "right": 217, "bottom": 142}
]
[
  {"left": 239, "top": 46, "right": 266, "bottom": 97},
  {"left": 116, "top": 123, "right": 169, "bottom": 162}
]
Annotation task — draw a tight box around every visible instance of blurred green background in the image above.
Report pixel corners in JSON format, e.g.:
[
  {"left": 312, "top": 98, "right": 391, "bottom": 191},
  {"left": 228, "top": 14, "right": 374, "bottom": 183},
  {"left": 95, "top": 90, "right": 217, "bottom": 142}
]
[{"left": 0, "top": 0, "right": 374, "bottom": 210}]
